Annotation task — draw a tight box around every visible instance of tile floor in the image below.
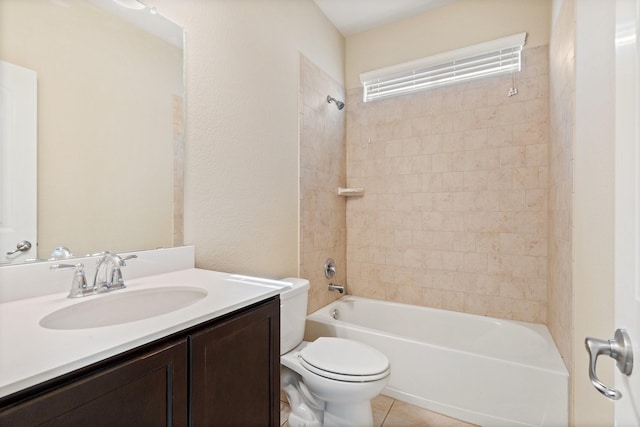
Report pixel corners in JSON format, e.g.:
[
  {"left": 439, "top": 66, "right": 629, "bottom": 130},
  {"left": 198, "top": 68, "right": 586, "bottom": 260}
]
[{"left": 280, "top": 394, "right": 477, "bottom": 427}]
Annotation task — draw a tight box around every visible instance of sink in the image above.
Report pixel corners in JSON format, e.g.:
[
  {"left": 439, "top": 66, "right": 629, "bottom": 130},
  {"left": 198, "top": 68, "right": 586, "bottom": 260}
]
[{"left": 40, "top": 286, "right": 208, "bottom": 330}]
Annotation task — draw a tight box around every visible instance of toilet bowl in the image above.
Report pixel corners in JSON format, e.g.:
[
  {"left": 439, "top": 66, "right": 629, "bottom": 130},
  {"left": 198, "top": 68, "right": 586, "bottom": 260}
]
[{"left": 280, "top": 278, "right": 390, "bottom": 427}]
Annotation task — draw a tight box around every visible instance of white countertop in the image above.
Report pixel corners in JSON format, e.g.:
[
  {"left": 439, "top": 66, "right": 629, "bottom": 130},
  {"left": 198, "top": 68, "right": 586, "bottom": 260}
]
[{"left": 0, "top": 267, "right": 289, "bottom": 399}]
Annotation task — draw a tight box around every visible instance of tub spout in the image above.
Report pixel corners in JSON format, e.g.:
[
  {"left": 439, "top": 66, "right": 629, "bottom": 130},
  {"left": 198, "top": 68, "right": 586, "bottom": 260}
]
[{"left": 328, "top": 283, "right": 345, "bottom": 294}]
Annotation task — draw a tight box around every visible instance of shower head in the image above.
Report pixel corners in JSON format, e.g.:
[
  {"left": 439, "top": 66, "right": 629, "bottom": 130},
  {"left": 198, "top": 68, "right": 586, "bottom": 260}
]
[{"left": 327, "top": 95, "right": 345, "bottom": 111}]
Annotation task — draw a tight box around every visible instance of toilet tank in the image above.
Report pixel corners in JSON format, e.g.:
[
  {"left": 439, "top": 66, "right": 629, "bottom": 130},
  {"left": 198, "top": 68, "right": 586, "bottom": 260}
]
[{"left": 280, "top": 277, "right": 310, "bottom": 354}]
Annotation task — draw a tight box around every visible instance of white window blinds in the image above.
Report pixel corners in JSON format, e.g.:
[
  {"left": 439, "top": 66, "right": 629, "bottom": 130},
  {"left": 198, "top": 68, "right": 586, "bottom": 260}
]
[{"left": 360, "top": 32, "right": 527, "bottom": 102}]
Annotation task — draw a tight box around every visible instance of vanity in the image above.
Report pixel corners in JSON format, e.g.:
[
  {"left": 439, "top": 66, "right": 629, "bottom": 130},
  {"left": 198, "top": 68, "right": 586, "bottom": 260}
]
[{"left": 0, "top": 247, "right": 285, "bottom": 426}]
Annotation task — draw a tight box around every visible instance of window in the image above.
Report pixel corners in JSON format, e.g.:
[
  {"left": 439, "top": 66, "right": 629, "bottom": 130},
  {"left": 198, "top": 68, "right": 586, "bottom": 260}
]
[{"left": 360, "top": 32, "right": 527, "bottom": 102}]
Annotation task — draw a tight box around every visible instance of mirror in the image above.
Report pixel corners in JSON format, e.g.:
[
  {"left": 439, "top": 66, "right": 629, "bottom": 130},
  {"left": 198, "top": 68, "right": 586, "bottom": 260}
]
[{"left": 0, "top": 0, "right": 184, "bottom": 263}]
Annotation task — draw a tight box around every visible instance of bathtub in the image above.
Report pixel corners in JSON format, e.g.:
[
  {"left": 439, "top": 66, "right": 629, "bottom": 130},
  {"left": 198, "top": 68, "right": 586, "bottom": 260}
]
[{"left": 304, "top": 296, "right": 568, "bottom": 427}]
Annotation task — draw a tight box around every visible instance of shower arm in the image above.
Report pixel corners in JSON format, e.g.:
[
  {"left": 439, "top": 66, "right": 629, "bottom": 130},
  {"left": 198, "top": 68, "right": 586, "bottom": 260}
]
[{"left": 327, "top": 95, "right": 345, "bottom": 110}]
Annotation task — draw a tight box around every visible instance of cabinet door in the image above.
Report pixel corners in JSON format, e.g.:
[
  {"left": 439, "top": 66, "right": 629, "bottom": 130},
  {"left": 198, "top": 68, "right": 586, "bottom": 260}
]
[
  {"left": 0, "top": 339, "right": 188, "bottom": 427},
  {"left": 191, "top": 298, "right": 280, "bottom": 427}
]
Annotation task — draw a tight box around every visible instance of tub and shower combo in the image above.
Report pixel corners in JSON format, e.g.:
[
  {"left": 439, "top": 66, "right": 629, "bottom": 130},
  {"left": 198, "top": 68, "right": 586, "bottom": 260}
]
[{"left": 305, "top": 296, "right": 568, "bottom": 427}]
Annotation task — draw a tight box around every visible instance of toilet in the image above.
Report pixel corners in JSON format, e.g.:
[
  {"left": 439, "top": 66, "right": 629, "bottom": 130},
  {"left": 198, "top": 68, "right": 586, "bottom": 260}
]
[{"left": 280, "top": 278, "right": 390, "bottom": 427}]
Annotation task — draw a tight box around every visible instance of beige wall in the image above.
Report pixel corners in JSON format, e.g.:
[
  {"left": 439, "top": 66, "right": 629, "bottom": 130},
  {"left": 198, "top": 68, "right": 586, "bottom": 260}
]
[
  {"left": 151, "top": 0, "right": 345, "bottom": 277},
  {"left": 0, "top": 0, "right": 180, "bottom": 257},
  {"left": 345, "top": 46, "right": 549, "bottom": 323},
  {"left": 299, "top": 55, "right": 347, "bottom": 313},
  {"left": 346, "top": 0, "right": 552, "bottom": 89}
]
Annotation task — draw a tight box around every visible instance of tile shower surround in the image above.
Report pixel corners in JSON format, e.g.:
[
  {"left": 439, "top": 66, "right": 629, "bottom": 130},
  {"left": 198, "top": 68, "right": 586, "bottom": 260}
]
[
  {"left": 345, "top": 46, "right": 550, "bottom": 323},
  {"left": 548, "top": 0, "right": 575, "bottom": 402},
  {"left": 299, "top": 55, "right": 347, "bottom": 314}
]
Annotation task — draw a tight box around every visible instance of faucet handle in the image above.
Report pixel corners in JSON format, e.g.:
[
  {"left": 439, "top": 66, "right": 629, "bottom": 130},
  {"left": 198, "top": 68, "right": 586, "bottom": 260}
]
[
  {"left": 51, "top": 263, "right": 92, "bottom": 298},
  {"left": 113, "top": 254, "right": 137, "bottom": 268},
  {"left": 109, "top": 254, "right": 137, "bottom": 289}
]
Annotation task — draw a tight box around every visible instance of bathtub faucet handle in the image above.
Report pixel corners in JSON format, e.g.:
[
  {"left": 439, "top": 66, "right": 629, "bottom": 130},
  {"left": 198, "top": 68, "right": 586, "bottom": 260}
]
[
  {"left": 328, "top": 283, "right": 345, "bottom": 294},
  {"left": 324, "top": 258, "right": 336, "bottom": 279}
]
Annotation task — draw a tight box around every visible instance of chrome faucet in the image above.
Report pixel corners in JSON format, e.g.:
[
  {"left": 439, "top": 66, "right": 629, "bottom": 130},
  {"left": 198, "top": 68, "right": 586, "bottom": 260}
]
[
  {"left": 328, "top": 283, "right": 345, "bottom": 294},
  {"left": 51, "top": 263, "right": 91, "bottom": 298},
  {"left": 52, "top": 252, "right": 137, "bottom": 298},
  {"left": 92, "top": 251, "right": 112, "bottom": 290},
  {"left": 93, "top": 252, "right": 137, "bottom": 292}
]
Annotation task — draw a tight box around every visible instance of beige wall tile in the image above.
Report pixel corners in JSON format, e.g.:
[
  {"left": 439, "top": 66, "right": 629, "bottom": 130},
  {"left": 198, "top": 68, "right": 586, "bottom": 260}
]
[
  {"left": 547, "top": 0, "right": 575, "bottom": 407},
  {"left": 299, "top": 55, "right": 346, "bottom": 313},
  {"left": 346, "top": 46, "right": 549, "bottom": 323}
]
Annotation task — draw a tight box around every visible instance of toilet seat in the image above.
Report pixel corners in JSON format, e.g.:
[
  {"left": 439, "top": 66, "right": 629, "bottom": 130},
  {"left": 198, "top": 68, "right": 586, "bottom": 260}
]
[{"left": 298, "top": 337, "right": 390, "bottom": 383}]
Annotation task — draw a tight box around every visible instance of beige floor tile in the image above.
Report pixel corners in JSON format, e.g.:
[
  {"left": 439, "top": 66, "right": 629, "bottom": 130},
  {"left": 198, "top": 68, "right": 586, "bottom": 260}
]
[
  {"left": 371, "top": 394, "right": 394, "bottom": 427},
  {"left": 382, "top": 400, "right": 477, "bottom": 427},
  {"left": 281, "top": 388, "right": 475, "bottom": 427},
  {"left": 280, "top": 401, "right": 291, "bottom": 427}
]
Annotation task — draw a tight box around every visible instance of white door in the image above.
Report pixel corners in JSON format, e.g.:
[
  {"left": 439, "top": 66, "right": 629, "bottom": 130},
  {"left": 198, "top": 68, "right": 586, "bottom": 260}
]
[
  {"left": 0, "top": 60, "right": 37, "bottom": 264},
  {"left": 615, "top": 0, "right": 640, "bottom": 423}
]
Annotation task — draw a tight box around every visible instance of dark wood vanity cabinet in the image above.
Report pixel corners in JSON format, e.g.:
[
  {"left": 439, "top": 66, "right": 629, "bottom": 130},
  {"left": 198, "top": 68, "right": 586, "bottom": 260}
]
[
  {"left": 0, "top": 296, "right": 280, "bottom": 427},
  {"left": 0, "top": 340, "right": 189, "bottom": 426},
  {"left": 191, "top": 296, "right": 281, "bottom": 427}
]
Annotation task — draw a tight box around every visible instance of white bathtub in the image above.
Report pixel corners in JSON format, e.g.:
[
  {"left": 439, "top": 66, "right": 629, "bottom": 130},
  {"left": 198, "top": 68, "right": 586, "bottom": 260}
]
[{"left": 304, "top": 296, "right": 568, "bottom": 427}]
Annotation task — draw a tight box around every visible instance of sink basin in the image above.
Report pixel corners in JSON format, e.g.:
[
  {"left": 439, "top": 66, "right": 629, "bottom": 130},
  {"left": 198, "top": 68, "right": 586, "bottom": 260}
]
[{"left": 40, "top": 286, "right": 208, "bottom": 330}]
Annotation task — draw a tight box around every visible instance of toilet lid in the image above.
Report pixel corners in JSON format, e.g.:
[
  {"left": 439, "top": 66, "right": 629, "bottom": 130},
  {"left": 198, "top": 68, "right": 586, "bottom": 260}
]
[{"left": 299, "top": 337, "right": 390, "bottom": 381}]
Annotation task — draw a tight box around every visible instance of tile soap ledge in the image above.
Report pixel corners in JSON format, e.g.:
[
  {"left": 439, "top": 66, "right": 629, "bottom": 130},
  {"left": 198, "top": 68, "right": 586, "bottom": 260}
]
[{"left": 337, "top": 187, "right": 365, "bottom": 197}]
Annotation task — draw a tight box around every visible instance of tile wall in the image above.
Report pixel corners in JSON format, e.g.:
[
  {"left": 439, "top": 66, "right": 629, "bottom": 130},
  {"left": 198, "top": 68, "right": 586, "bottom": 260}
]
[
  {"left": 548, "top": 0, "right": 575, "bottom": 401},
  {"left": 299, "top": 54, "right": 347, "bottom": 313},
  {"left": 345, "top": 46, "right": 550, "bottom": 323}
]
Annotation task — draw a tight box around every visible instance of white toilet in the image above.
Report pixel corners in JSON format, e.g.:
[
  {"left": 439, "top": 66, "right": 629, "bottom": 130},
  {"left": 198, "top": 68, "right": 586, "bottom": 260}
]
[{"left": 280, "top": 278, "right": 390, "bottom": 427}]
